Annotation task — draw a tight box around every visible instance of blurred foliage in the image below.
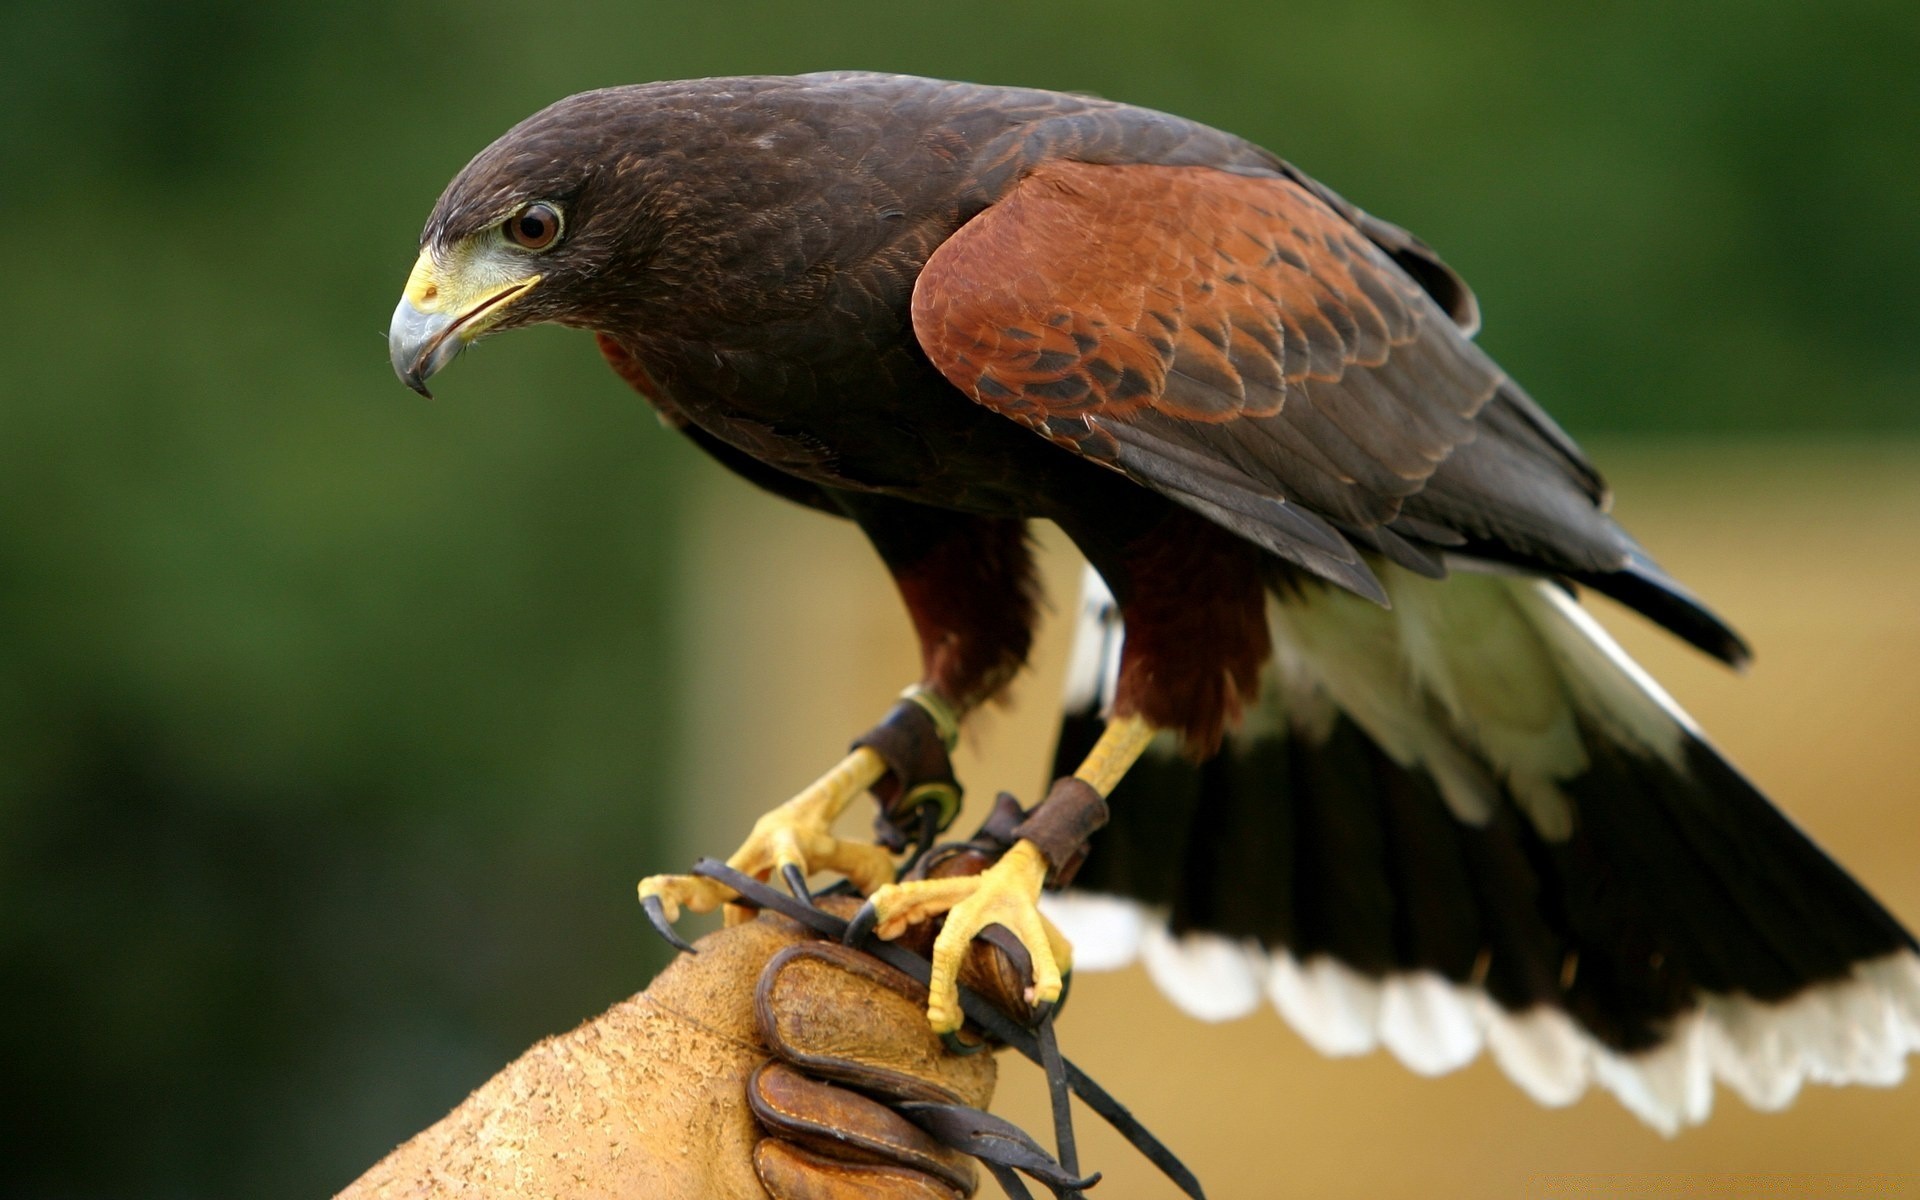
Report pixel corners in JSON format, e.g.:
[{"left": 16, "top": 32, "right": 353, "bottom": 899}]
[{"left": 0, "top": 0, "right": 1915, "bottom": 1195}]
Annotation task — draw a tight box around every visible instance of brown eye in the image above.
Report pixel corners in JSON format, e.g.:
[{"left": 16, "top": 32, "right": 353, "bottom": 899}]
[{"left": 505, "top": 202, "right": 562, "bottom": 250}]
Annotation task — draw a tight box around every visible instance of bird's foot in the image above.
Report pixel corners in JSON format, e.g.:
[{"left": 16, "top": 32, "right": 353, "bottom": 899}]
[
  {"left": 639, "top": 747, "right": 898, "bottom": 939},
  {"left": 860, "top": 839, "right": 1071, "bottom": 1034}
]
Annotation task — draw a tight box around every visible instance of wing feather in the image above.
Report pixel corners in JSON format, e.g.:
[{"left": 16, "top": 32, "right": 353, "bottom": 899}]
[{"left": 911, "top": 160, "right": 1612, "bottom": 595}]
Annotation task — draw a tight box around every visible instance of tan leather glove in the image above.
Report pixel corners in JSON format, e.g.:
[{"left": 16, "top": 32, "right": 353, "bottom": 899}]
[{"left": 337, "top": 905, "right": 997, "bottom": 1199}]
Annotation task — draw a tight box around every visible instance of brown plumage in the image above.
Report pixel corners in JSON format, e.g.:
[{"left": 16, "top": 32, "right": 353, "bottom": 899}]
[
  {"left": 400, "top": 71, "right": 1732, "bottom": 749},
  {"left": 393, "top": 72, "right": 1919, "bottom": 1131}
]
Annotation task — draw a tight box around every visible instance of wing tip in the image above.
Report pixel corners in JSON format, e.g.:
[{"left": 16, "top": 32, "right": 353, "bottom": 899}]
[{"left": 1578, "top": 552, "right": 1753, "bottom": 670}]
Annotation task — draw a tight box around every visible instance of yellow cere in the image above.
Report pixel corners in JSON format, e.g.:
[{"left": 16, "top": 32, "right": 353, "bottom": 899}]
[{"left": 402, "top": 240, "right": 542, "bottom": 330}]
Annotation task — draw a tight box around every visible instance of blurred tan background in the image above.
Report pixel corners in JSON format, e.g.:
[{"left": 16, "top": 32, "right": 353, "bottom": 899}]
[
  {"left": 678, "top": 444, "right": 1920, "bottom": 1198},
  {"left": 5, "top": 1, "right": 1918, "bottom": 1195}
]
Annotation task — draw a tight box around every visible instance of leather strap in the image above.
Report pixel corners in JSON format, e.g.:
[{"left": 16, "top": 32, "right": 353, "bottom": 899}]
[
  {"left": 851, "top": 693, "right": 963, "bottom": 846},
  {"left": 694, "top": 859, "right": 1206, "bottom": 1199},
  {"left": 906, "top": 780, "right": 1110, "bottom": 891},
  {"left": 1010, "top": 778, "right": 1109, "bottom": 889}
]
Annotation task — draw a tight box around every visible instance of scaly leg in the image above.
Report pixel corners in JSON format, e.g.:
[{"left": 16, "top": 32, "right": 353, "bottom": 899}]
[{"left": 865, "top": 713, "right": 1157, "bottom": 1032}]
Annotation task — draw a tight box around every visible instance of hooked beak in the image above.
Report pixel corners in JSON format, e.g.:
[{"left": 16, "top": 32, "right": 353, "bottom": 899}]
[{"left": 388, "top": 251, "right": 540, "bottom": 397}]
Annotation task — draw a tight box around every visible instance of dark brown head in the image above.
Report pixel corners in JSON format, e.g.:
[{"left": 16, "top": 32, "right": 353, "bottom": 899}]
[
  {"left": 389, "top": 83, "right": 708, "bottom": 395},
  {"left": 388, "top": 73, "right": 984, "bottom": 397}
]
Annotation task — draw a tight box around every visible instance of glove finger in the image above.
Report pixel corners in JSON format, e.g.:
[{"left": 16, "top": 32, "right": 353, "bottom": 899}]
[
  {"left": 748, "top": 1063, "right": 976, "bottom": 1195},
  {"left": 754, "top": 1140, "right": 967, "bottom": 1200},
  {"left": 755, "top": 941, "right": 995, "bottom": 1109}
]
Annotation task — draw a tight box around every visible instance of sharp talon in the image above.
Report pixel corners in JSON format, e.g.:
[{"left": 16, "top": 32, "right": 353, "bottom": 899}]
[
  {"left": 781, "top": 863, "right": 813, "bottom": 905},
  {"left": 941, "top": 1028, "right": 988, "bottom": 1057},
  {"left": 1030, "top": 998, "right": 1056, "bottom": 1028},
  {"left": 845, "top": 900, "right": 880, "bottom": 948},
  {"left": 641, "top": 894, "right": 698, "bottom": 955}
]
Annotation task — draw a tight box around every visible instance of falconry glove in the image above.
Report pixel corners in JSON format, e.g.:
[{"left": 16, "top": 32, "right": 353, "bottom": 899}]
[{"left": 336, "top": 905, "right": 1001, "bottom": 1200}]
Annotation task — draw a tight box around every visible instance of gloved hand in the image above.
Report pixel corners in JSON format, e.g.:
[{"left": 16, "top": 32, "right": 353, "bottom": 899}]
[{"left": 337, "top": 902, "right": 998, "bottom": 1199}]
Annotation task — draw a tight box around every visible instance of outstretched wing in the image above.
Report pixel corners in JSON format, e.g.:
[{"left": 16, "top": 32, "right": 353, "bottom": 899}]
[{"left": 911, "top": 161, "right": 1621, "bottom": 605}]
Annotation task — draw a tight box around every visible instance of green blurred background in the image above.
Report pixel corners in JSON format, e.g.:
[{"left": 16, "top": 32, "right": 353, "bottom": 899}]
[{"left": 4, "top": 1, "right": 1917, "bottom": 1195}]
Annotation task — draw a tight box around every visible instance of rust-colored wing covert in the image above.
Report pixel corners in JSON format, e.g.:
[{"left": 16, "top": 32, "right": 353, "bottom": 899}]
[{"left": 911, "top": 162, "right": 1513, "bottom": 600}]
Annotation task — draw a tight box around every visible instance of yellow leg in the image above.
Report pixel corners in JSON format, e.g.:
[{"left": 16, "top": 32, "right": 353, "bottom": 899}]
[
  {"left": 1072, "top": 712, "right": 1156, "bottom": 796},
  {"left": 866, "top": 712, "right": 1161, "bottom": 1032},
  {"left": 638, "top": 746, "right": 898, "bottom": 925}
]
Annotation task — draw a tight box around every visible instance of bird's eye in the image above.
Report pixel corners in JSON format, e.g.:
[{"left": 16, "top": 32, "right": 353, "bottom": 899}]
[{"left": 505, "top": 202, "right": 562, "bottom": 251}]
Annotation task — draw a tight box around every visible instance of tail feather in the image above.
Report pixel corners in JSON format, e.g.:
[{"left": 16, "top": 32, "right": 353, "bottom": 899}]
[{"left": 1048, "top": 563, "right": 1919, "bottom": 1133}]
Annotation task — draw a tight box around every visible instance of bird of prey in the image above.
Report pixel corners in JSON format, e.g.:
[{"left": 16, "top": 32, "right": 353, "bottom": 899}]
[{"left": 389, "top": 71, "right": 1919, "bottom": 1131}]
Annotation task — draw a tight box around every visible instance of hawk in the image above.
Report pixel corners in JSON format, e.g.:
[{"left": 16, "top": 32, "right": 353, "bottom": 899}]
[{"left": 389, "top": 72, "right": 1919, "bottom": 1131}]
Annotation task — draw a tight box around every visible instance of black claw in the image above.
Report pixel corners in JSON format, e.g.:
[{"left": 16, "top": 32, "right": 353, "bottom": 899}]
[
  {"left": 640, "top": 894, "right": 698, "bottom": 955},
  {"left": 781, "top": 863, "right": 813, "bottom": 905},
  {"left": 844, "top": 900, "right": 880, "bottom": 948},
  {"left": 1030, "top": 998, "right": 1056, "bottom": 1027}
]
